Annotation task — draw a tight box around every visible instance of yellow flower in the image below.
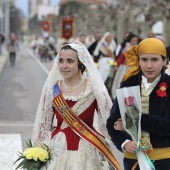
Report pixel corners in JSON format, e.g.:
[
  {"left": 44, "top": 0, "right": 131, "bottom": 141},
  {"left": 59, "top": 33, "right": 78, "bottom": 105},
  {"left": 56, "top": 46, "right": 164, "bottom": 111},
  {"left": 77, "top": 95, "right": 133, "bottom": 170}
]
[
  {"left": 23, "top": 147, "right": 49, "bottom": 161},
  {"left": 94, "top": 62, "right": 98, "bottom": 68},
  {"left": 14, "top": 139, "right": 51, "bottom": 170},
  {"left": 39, "top": 155, "right": 47, "bottom": 162},
  {"left": 109, "top": 60, "right": 117, "bottom": 66},
  {"left": 23, "top": 148, "right": 34, "bottom": 159},
  {"left": 32, "top": 152, "right": 39, "bottom": 161}
]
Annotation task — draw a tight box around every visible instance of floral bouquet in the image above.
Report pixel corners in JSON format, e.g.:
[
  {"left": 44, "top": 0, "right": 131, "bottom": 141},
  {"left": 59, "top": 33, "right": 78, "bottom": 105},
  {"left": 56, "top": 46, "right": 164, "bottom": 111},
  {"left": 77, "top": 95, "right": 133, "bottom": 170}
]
[
  {"left": 116, "top": 86, "right": 142, "bottom": 140},
  {"left": 14, "top": 139, "right": 51, "bottom": 170},
  {"left": 116, "top": 86, "right": 155, "bottom": 170}
]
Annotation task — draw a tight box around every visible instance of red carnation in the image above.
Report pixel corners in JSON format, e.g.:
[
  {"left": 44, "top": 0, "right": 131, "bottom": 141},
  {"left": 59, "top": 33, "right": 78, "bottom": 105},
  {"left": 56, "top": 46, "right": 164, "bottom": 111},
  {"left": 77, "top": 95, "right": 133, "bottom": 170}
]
[{"left": 156, "top": 82, "right": 168, "bottom": 98}]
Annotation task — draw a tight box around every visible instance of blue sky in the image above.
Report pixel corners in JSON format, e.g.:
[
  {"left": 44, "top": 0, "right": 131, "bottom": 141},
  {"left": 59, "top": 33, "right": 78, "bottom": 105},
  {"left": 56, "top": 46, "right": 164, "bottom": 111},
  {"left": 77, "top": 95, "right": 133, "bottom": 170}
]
[{"left": 15, "top": 0, "right": 60, "bottom": 17}]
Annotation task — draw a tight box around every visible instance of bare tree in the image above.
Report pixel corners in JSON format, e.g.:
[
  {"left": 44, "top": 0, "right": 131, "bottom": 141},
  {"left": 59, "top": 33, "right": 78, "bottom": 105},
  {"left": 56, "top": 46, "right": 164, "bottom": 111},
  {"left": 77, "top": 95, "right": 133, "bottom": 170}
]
[
  {"left": 10, "top": 3, "right": 22, "bottom": 34},
  {"left": 107, "top": 0, "right": 170, "bottom": 44},
  {"left": 50, "top": 0, "right": 170, "bottom": 45}
]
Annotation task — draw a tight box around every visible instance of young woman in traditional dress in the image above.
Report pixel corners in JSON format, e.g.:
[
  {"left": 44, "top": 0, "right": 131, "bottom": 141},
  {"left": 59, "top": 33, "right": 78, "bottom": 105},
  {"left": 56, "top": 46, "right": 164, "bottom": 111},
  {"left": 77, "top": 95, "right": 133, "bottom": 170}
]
[{"left": 32, "top": 41, "right": 121, "bottom": 170}]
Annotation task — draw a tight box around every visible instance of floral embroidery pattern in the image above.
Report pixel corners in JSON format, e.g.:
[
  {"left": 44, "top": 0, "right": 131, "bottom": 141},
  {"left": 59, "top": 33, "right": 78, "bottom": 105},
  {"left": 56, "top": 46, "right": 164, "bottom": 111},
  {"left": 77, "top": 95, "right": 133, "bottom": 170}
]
[{"left": 156, "top": 82, "right": 168, "bottom": 98}]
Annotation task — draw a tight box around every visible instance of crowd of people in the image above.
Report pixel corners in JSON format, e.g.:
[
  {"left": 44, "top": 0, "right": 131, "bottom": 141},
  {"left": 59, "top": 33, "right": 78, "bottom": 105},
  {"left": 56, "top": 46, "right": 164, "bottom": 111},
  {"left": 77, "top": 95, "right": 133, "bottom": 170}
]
[
  {"left": 5, "top": 32, "right": 170, "bottom": 86},
  {"left": 27, "top": 31, "right": 170, "bottom": 100}
]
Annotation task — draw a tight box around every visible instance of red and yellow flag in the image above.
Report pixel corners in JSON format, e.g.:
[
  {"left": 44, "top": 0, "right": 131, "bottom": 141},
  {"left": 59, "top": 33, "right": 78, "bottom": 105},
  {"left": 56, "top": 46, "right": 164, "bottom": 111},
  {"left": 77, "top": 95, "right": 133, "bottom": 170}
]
[{"left": 61, "top": 16, "right": 75, "bottom": 39}]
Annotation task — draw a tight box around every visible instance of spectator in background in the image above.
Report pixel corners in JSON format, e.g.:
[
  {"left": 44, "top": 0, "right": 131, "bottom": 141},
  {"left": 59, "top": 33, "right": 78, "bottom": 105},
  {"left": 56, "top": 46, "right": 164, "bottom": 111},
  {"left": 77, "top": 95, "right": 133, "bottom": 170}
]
[
  {"left": 94, "top": 32, "right": 116, "bottom": 83},
  {"left": 166, "top": 45, "right": 170, "bottom": 61},
  {"left": 165, "top": 42, "right": 170, "bottom": 75},
  {"left": 114, "top": 31, "right": 131, "bottom": 59},
  {"left": 147, "top": 31, "right": 155, "bottom": 38},
  {"left": 78, "top": 34, "right": 88, "bottom": 47},
  {"left": 85, "top": 34, "right": 95, "bottom": 48},
  {"left": 7, "top": 33, "right": 19, "bottom": 66},
  {"left": 30, "top": 36, "right": 38, "bottom": 54},
  {"left": 0, "top": 32, "right": 5, "bottom": 55},
  {"left": 111, "top": 33, "right": 139, "bottom": 99},
  {"left": 88, "top": 31, "right": 102, "bottom": 61},
  {"left": 154, "top": 35, "right": 170, "bottom": 75}
]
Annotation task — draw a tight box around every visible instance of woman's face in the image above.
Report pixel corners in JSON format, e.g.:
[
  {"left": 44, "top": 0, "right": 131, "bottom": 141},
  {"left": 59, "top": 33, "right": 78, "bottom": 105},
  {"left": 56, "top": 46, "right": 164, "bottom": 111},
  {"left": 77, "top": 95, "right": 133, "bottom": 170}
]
[
  {"left": 130, "top": 37, "right": 138, "bottom": 46},
  {"left": 105, "top": 34, "right": 112, "bottom": 42},
  {"left": 58, "top": 49, "right": 79, "bottom": 80},
  {"left": 139, "top": 53, "right": 166, "bottom": 83}
]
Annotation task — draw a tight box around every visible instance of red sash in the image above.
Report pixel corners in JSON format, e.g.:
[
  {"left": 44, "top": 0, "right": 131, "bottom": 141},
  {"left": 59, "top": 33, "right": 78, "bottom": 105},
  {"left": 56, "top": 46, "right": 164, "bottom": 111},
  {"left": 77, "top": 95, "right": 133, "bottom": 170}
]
[{"left": 53, "top": 85, "right": 121, "bottom": 170}]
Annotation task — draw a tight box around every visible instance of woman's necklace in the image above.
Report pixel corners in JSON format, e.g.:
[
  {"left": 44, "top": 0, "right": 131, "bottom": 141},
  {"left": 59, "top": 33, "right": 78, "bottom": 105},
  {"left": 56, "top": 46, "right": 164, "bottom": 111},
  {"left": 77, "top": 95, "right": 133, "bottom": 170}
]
[{"left": 63, "top": 78, "right": 84, "bottom": 92}]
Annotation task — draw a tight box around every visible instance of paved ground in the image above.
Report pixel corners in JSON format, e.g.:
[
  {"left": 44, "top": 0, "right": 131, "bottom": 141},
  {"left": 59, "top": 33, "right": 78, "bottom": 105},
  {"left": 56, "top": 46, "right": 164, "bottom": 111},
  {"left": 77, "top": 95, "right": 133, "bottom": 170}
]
[
  {"left": 0, "top": 49, "right": 23, "bottom": 170},
  {"left": 0, "top": 46, "right": 50, "bottom": 170},
  {"left": 0, "top": 48, "right": 8, "bottom": 75}
]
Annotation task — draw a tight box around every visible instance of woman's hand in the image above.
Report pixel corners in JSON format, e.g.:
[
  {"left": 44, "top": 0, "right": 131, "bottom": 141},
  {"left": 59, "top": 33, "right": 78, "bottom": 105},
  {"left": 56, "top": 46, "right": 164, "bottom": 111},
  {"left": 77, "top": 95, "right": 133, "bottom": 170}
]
[
  {"left": 114, "top": 118, "right": 125, "bottom": 131},
  {"left": 124, "top": 140, "right": 137, "bottom": 153}
]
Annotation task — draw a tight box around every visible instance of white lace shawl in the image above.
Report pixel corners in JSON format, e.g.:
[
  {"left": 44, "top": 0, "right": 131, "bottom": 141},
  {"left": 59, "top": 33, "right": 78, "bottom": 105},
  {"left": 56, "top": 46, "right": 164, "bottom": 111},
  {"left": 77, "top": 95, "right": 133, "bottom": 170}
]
[{"left": 31, "top": 41, "right": 113, "bottom": 146}]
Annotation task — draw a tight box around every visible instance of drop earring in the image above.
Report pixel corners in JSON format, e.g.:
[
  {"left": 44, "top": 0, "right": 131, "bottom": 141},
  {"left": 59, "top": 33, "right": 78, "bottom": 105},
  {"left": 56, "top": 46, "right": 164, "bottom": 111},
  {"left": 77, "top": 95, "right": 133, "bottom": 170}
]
[{"left": 79, "top": 70, "right": 82, "bottom": 77}]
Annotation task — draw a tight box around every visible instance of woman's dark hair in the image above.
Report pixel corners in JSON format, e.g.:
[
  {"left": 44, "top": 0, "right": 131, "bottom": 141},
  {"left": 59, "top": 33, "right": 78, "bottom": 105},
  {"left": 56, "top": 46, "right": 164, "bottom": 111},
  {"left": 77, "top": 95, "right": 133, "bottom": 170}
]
[
  {"left": 126, "top": 32, "right": 138, "bottom": 43},
  {"left": 60, "top": 45, "right": 86, "bottom": 74},
  {"left": 78, "top": 61, "right": 86, "bottom": 74}
]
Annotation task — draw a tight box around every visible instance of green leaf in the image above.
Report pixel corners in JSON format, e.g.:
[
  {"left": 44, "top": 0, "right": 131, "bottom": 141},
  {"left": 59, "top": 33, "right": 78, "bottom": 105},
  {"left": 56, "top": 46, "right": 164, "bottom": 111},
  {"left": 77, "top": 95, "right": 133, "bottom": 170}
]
[
  {"left": 17, "top": 151, "right": 24, "bottom": 157},
  {"left": 25, "top": 140, "right": 29, "bottom": 148},
  {"left": 14, "top": 159, "right": 27, "bottom": 170},
  {"left": 13, "top": 157, "right": 23, "bottom": 165},
  {"left": 25, "top": 139, "right": 30, "bottom": 148},
  {"left": 29, "top": 138, "right": 33, "bottom": 147},
  {"left": 25, "top": 138, "right": 33, "bottom": 148}
]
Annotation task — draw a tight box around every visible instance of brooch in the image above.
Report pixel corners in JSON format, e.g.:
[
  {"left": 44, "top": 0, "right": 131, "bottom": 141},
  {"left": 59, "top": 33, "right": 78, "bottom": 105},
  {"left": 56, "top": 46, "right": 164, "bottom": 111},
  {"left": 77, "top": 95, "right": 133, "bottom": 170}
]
[
  {"left": 156, "top": 82, "right": 168, "bottom": 98},
  {"left": 60, "top": 106, "right": 66, "bottom": 113}
]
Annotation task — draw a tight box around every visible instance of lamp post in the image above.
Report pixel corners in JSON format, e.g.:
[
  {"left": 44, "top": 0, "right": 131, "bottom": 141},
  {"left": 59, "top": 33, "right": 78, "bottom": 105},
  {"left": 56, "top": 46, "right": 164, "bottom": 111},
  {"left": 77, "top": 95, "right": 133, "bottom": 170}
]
[
  {"left": 4, "top": 0, "right": 10, "bottom": 40},
  {"left": 0, "top": 0, "right": 10, "bottom": 40},
  {"left": 0, "top": 0, "right": 4, "bottom": 33}
]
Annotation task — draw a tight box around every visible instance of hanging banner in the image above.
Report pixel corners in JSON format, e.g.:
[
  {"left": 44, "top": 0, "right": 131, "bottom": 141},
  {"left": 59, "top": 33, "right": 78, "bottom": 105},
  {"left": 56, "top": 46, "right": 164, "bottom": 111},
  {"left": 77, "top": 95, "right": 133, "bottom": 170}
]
[
  {"left": 41, "top": 20, "right": 50, "bottom": 32},
  {"left": 61, "top": 16, "right": 75, "bottom": 40}
]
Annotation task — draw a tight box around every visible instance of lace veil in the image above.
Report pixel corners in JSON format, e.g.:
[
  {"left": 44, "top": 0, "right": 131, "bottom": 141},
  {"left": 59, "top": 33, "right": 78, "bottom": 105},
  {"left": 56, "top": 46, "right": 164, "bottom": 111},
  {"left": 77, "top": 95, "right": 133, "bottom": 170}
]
[
  {"left": 31, "top": 41, "right": 112, "bottom": 145},
  {"left": 93, "top": 32, "right": 117, "bottom": 56}
]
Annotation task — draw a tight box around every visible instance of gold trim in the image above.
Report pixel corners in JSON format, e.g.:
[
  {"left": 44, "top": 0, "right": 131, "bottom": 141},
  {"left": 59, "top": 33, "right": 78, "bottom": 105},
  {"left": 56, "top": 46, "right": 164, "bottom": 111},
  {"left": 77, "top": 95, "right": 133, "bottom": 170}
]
[{"left": 124, "top": 147, "right": 170, "bottom": 160}]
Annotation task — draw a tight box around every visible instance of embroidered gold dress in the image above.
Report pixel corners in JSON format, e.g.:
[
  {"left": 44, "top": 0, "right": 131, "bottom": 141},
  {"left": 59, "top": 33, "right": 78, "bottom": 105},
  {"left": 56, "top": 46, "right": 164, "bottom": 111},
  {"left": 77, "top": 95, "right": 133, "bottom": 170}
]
[{"left": 141, "top": 83, "right": 154, "bottom": 148}]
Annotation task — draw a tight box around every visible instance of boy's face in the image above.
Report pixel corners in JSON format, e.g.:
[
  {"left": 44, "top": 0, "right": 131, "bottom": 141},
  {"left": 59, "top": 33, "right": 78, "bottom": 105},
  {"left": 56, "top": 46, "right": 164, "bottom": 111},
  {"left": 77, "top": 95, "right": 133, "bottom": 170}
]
[{"left": 139, "top": 53, "right": 166, "bottom": 83}]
